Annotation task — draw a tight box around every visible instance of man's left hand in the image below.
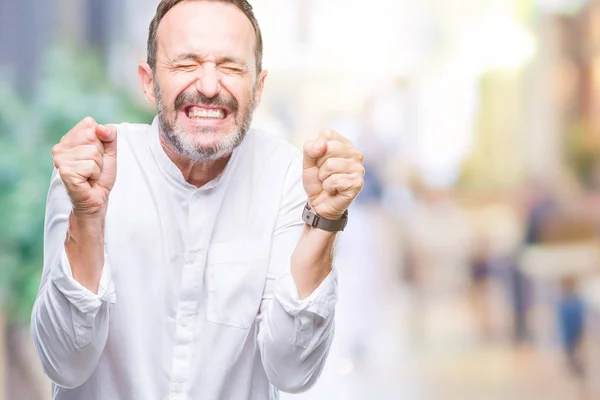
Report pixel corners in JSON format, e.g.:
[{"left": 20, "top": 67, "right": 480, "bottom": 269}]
[{"left": 302, "top": 129, "right": 365, "bottom": 221}]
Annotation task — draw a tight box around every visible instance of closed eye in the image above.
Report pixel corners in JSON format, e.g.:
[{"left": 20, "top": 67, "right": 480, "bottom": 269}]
[
  {"left": 220, "top": 65, "right": 246, "bottom": 75},
  {"left": 176, "top": 64, "right": 197, "bottom": 71}
]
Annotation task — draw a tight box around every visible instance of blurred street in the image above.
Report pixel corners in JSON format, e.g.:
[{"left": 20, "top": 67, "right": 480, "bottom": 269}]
[{"left": 284, "top": 202, "right": 592, "bottom": 400}]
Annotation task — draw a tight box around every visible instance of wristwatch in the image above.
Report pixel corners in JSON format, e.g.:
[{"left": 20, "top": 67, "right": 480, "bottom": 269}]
[{"left": 301, "top": 203, "right": 348, "bottom": 232}]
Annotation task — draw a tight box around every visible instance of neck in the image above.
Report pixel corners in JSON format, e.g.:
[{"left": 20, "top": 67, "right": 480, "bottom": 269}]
[{"left": 159, "top": 134, "right": 231, "bottom": 188}]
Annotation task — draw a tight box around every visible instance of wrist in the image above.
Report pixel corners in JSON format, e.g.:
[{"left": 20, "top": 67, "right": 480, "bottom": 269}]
[
  {"left": 303, "top": 222, "right": 337, "bottom": 239},
  {"left": 66, "top": 212, "right": 105, "bottom": 294},
  {"left": 71, "top": 205, "right": 107, "bottom": 221},
  {"left": 68, "top": 211, "right": 105, "bottom": 244}
]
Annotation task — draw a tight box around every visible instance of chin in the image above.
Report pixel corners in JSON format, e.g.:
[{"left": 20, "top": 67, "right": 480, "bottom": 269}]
[{"left": 175, "top": 128, "right": 245, "bottom": 162}]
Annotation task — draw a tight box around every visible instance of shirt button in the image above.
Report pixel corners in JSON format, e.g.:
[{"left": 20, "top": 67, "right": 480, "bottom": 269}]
[{"left": 173, "top": 382, "right": 184, "bottom": 392}]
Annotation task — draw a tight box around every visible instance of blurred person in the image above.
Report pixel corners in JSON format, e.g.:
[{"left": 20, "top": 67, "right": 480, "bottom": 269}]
[
  {"left": 511, "top": 180, "right": 557, "bottom": 344},
  {"left": 470, "top": 235, "right": 492, "bottom": 286},
  {"left": 403, "top": 185, "right": 473, "bottom": 295},
  {"left": 557, "top": 277, "right": 585, "bottom": 378},
  {"left": 30, "top": 1, "right": 365, "bottom": 399},
  {"left": 469, "top": 201, "right": 525, "bottom": 343},
  {"left": 468, "top": 235, "right": 494, "bottom": 340}
]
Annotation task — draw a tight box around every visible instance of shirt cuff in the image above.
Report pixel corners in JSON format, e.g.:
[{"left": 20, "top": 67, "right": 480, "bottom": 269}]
[
  {"left": 274, "top": 268, "right": 338, "bottom": 320},
  {"left": 274, "top": 269, "right": 338, "bottom": 348},
  {"left": 51, "top": 246, "right": 117, "bottom": 317}
]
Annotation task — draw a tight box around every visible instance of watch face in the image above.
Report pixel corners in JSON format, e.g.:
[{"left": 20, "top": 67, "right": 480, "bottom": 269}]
[{"left": 302, "top": 208, "right": 316, "bottom": 226}]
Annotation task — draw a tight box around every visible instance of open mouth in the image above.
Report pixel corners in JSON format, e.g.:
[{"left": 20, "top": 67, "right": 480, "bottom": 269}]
[{"left": 184, "top": 105, "right": 230, "bottom": 121}]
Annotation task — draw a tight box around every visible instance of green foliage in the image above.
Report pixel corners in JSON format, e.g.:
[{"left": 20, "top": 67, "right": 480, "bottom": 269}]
[{"left": 0, "top": 45, "right": 155, "bottom": 325}]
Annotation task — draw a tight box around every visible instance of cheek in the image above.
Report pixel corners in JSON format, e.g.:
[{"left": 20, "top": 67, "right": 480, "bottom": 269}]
[
  {"left": 158, "top": 72, "right": 196, "bottom": 106},
  {"left": 220, "top": 76, "right": 254, "bottom": 105}
]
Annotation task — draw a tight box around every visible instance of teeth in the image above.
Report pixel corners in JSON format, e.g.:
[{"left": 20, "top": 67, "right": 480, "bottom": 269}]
[{"left": 188, "top": 107, "right": 225, "bottom": 119}]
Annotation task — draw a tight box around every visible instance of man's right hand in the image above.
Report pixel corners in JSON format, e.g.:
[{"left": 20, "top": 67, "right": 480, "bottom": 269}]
[
  {"left": 52, "top": 117, "right": 118, "bottom": 217},
  {"left": 52, "top": 117, "right": 117, "bottom": 293}
]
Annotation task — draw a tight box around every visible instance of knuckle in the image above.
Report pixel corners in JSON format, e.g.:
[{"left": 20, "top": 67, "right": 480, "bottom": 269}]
[
  {"left": 354, "top": 150, "right": 364, "bottom": 162},
  {"left": 331, "top": 140, "right": 343, "bottom": 151},
  {"left": 322, "top": 129, "right": 334, "bottom": 139},
  {"left": 83, "top": 129, "right": 98, "bottom": 145},
  {"left": 52, "top": 145, "right": 63, "bottom": 168},
  {"left": 57, "top": 166, "right": 69, "bottom": 181},
  {"left": 51, "top": 144, "right": 60, "bottom": 158},
  {"left": 81, "top": 116, "right": 96, "bottom": 127},
  {"left": 319, "top": 161, "right": 329, "bottom": 174},
  {"left": 72, "top": 160, "right": 88, "bottom": 172},
  {"left": 319, "top": 171, "right": 328, "bottom": 182},
  {"left": 85, "top": 144, "right": 101, "bottom": 157}
]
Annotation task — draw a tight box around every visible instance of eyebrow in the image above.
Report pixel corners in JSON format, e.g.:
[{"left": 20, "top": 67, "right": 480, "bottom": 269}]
[{"left": 172, "top": 53, "right": 248, "bottom": 67}]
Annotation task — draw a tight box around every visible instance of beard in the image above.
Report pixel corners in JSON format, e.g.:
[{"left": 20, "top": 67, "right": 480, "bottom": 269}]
[{"left": 154, "top": 79, "right": 256, "bottom": 162}]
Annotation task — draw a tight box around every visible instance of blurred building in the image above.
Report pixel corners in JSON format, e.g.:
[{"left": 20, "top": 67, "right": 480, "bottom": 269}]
[
  {"left": 0, "top": 0, "right": 127, "bottom": 94},
  {"left": 550, "top": 0, "right": 600, "bottom": 186},
  {"left": 0, "top": 0, "right": 54, "bottom": 95}
]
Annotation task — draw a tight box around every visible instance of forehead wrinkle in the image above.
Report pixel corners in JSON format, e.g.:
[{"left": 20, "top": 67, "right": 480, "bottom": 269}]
[{"left": 155, "top": 1, "right": 257, "bottom": 69}]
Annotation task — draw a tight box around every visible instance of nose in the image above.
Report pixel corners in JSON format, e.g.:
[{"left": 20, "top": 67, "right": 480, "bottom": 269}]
[{"left": 194, "top": 63, "right": 220, "bottom": 99}]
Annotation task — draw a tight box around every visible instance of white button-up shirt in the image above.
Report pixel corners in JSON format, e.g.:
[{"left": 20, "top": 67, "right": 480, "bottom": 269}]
[{"left": 31, "top": 118, "right": 338, "bottom": 400}]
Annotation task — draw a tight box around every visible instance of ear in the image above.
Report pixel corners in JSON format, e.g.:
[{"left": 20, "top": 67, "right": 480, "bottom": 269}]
[
  {"left": 253, "top": 69, "right": 268, "bottom": 106},
  {"left": 138, "top": 62, "right": 157, "bottom": 104}
]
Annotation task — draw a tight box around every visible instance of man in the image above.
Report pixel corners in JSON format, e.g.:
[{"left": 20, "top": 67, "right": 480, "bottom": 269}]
[{"left": 30, "top": 1, "right": 365, "bottom": 399}]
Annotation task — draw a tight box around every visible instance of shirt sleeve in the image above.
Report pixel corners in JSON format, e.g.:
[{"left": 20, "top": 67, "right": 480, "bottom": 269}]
[
  {"left": 30, "top": 168, "right": 115, "bottom": 389},
  {"left": 257, "top": 154, "right": 337, "bottom": 394}
]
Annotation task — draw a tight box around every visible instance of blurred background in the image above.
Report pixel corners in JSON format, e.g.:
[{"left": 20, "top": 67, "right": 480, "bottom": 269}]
[{"left": 3, "top": 0, "right": 600, "bottom": 399}]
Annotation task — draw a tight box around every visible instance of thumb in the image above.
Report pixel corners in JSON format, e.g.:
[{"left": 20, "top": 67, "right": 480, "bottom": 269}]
[
  {"left": 95, "top": 124, "right": 117, "bottom": 157},
  {"left": 303, "top": 140, "right": 327, "bottom": 170}
]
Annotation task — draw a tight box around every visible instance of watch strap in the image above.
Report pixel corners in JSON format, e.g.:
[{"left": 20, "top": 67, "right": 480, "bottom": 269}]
[{"left": 302, "top": 203, "right": 348, "bottom": 232}]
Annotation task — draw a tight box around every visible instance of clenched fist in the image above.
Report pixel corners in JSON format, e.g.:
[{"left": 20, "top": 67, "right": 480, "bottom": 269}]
[
  {"left": 52, "top": 117, "right": 117, "bottom": 217},
  {"left": 302, "top": 129, "right": 365, "bottom": 221}
]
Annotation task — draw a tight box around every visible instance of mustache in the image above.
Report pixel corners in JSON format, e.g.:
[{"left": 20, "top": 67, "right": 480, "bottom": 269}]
[{"left": 174, "top": 90, "right": 238, "bottom": 113}]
